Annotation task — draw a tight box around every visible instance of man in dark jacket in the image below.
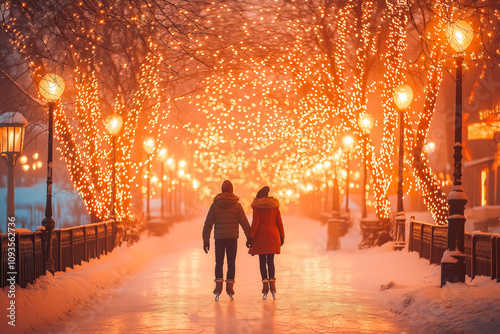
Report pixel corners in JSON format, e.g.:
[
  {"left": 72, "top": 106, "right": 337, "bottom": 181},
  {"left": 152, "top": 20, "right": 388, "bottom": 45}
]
[{"left": 202, "top": 180, "right": 250, "bottom": 301}]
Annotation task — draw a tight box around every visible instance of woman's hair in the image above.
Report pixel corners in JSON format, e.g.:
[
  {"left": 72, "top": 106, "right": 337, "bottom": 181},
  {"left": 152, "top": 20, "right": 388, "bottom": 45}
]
[{"left": 256, "top": 186, "right": 270, "bottom": 198}]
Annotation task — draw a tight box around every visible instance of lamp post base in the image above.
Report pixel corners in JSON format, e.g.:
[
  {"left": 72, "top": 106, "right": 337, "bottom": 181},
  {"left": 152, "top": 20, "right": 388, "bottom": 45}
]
[
  {"left": 441, "top": 255, "right": 466, "bottom": 287},
  {"left": 394, "top": 211, "right": 406, "bottom": 251},
  {"left": 42, "top": 216, "right": 55, "bottom": 274}
]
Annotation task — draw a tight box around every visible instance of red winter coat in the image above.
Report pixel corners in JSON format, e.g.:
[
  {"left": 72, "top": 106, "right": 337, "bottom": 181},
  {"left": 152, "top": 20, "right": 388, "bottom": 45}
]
[{"left": 248, "top": 197, "right": 285, "bottom": 255}]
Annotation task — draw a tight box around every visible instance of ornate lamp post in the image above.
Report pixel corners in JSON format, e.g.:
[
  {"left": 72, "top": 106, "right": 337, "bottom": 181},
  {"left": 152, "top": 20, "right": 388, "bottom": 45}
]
[
  {"left": 393, "top": 84, "right": 413, "bottom": 250},
  {"left": 104, "top": 114, "right": 123, "bottom": 220},
  {"left": 331, "top": 150, "right": 341, "bottom": 217},
  {"left": 39, "top": 73, "right": 65, "bottom": 273},
  {"left": 178, "top": 160, "right": 186, "bottom": 216},
  {"left": 0, "top": 112, "right": 28, "bottom": 232},
  {"left": 142, "top": 137, "right": 155, "bottom": 219},
  {"left": 166, "top": 157, "right": 175, "bottom": 215},
  {"left": 157, "top": 148, "right": 168, "bottom": 219},
  {"left": 323, "top": 161, "right": 331, "bottom": 212},
  {"left": 358, "top": 113, "right": 374, "bottom": 219},
  {"left": 441, "top": 20, "right": 473, "bottom": 286},
  {"left": 341, "top": 135, "right": 356, "bottom": 213}
]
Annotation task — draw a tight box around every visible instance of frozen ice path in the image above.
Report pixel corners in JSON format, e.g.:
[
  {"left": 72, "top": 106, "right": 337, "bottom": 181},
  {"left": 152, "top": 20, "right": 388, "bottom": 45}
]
[{"left": 46, "top": 216, "right": 411, "bottom": 333}]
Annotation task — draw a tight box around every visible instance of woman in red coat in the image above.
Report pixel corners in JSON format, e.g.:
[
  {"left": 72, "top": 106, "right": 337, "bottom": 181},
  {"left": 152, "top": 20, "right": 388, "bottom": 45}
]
[{"left": 247, "top": 186, "right": 285, "bottom": 299}]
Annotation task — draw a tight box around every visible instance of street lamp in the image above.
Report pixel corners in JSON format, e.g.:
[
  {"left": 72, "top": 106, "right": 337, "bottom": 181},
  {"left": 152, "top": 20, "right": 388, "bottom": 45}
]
[
  {"left": 39, "top": 73, "right": 65, "bottom": 273},
  {"left": 323, "top": 161, "right": 331, "bottom": 213},
  {"left": 358, "top": 113, "right": 374, "bottom": 219},
  {"left": 157, "top": 147, "right": 168, "bottom": 219},
  {"left": 104, "top": 113, "right": 123, "bottom": 220},
  {"left": 142, "top": 137, "right": 155, "bottom": 219},
  {"left": 0, "top": 112, "right": 28, "bottom": 232},
  {"left": 166, "top": 157, "right": 175, "bottom": 215},
  {"left": 341, "top": 134, "right": 356, "bottom": 213},
  {"left": 393, "top": 84, "right": 413, "bottom": 250},
  {"left": 178, "top": 160, "right": 187, "bottom": 216},
  {"left": 441, "top": 20, "right": 473, "bottom": 286}
]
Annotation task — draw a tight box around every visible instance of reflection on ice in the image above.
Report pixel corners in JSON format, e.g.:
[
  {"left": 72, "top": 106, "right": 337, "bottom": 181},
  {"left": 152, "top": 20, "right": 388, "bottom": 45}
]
[{"left": 46, "top": 216, "right": 408, "bottom": 333}]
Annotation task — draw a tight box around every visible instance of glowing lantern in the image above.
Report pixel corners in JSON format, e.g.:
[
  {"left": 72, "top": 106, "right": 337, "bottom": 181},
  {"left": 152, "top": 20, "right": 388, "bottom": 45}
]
[
  {"left": 446, "top": 20, "right": 473, "bottom": 53},
  {"left": 39, "top": 73, "right": 65, "bottom": 102},
  {"left": 142, "top": 137, "right": 155, "bottom": 155},
  {"left": 358, "top": 113, "right": 374, "bottom": 134},
  {"left": 104, "top": 114, "right": 123, "bottom": 136},
  {"left": 394, "top": 85, "right": 413, "bottom": 111}
]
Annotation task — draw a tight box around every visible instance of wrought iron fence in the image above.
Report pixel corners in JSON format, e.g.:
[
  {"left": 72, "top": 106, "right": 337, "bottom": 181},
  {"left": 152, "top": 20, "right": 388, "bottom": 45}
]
[
  {"left": 0, "top": 220, "right": 118, "bottom": 288},
  {"left": 409, "top": 217, "right": 499, "bottom": 282}
]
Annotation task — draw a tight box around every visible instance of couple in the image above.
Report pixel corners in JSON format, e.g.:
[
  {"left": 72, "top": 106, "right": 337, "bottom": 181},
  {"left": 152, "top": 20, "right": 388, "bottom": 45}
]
[{"left": 202, "top": 180, "right": 285, "bottom": 301}]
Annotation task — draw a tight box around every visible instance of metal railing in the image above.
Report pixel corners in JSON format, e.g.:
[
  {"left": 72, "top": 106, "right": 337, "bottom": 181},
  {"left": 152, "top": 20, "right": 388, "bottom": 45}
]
[
  {"left": 0, "top": 220, "right": 119, "bottom": 288},
  {"left": 409, "top": 218, "right": 499, "bottom": 282}
]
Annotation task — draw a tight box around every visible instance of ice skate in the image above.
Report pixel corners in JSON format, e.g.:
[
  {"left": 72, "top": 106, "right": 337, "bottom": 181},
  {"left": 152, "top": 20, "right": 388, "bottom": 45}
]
[
  {"left": 213, "top": 278, "right": 224, "bottom": 301},
  {"left": 226, "top": 279, "right": 235, "bottom": 301},
  {"left": 262, "top": 278, "right": 269, "bottom": 300},
  {"left": 269, "top": 278, "right": 276, "bottom": 300}
]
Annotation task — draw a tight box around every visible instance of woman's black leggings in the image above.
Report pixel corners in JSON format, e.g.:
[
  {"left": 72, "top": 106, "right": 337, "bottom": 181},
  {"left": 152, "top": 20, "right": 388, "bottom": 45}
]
[{"left": 259, "top": 254, "right": 275, "bottom": 280}]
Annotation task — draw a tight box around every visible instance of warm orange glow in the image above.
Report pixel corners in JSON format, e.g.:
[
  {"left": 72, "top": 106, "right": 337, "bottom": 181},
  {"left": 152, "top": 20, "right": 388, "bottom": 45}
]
[
  {"left": 446, "top": 20, "right": 473, "bottom": 53},
  {"left": 142, "top": 137, "right": 155, "bottom": 155},
  {"left": 104, "top": 114, "right": 123, "bottom": 136},
  {"left": 39, "top": 73, "right": 65, "bottom": 102},
  {"left": 394, "top": 85, "right": 413, "bottom": 111}
]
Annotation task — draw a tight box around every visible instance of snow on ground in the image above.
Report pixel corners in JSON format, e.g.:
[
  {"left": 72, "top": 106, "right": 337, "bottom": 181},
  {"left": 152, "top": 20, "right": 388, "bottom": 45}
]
[
  {"left": 2, "top": 213, "right": 500, "bottom": 333},
  {"left": 0, "top": 224, "right": 194, "bottom": 334}
]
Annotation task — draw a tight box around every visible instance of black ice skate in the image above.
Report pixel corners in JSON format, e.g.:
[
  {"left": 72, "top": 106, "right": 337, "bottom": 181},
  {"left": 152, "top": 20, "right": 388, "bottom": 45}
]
[
  {"left": 214, "top": 278, "right": 224, "bottom": 301},
  {"left": 262, "top": 278, "right": 269, "bottom": 300},
  {"left": 225, "top": 279, "right": 235, "bottom": 301},
  {"left": 269, "top": 278, "right": 276, "bottom": 300}
]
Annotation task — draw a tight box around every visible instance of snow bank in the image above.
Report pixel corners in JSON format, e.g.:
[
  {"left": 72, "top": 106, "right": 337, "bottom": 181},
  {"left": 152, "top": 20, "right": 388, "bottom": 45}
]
[
  {"left": 340, "top": 216, "right": 500, "bottom": 334},
  {"left": 379, "top": 275, "right": 500, "bottom": 333}
]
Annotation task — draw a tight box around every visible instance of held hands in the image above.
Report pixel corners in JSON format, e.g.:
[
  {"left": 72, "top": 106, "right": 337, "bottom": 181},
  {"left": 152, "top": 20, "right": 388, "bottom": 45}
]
[
  {"left": 246, "top": 237, "right": 254, "bottom": 248},
  {"left": 203, "top": 241, "right": 210, "bottom": 254},
  {"left": 281, "top": 236, "right": 285, "bottom": 246}
]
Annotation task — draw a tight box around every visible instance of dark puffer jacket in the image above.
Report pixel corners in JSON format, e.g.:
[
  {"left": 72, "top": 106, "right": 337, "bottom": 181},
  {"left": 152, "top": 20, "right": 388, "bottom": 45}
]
[{"left": 202, "top": 193, "right": 250, "bottom": 242}]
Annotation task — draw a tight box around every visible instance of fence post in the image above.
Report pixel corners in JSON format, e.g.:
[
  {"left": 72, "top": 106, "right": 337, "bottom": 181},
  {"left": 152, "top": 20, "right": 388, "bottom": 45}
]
[
  {"left": 31, "top": 233, "right": 36, "bottom": 285},
  {"left": 408, "top": 219, "right": 413, "bottom": 252},
  {"left": 491, "top": 235, "right": 496, "bottom": 281},
  {"left": 419, "top": 223, "right": 424, "bottom": 258},
  {"left": 471, "top": 234, "right": 477, "bottom": 280},
  {"left": 84, "top": 226, "right": 88, "bottom": 262},
  {"left": 70, "top": 229, "right": 74, "bottom": 269},
  {"left": 95, "top": 224, "right": 99, "bottom": 259},
  {"left": 58, "top": 230, "right": 63, "bottom": 272},
  {"left": 113, "top": 221, "right": 117, "bottom": 251},
  {"left": 430, "top": 225, "right": 434, "bottom": 264},
  {"left": 497, "top": 236, "right": 500, "bottom": 283},
  {"left": 41, "top": 230, "right": 46, "bottom": 275},
  {"left": 104, "top": 223, "right": 108, "bottom": 255}
]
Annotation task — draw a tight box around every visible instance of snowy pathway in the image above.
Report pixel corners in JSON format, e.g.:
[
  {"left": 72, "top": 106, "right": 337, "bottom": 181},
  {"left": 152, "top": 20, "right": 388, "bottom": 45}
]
[{"left": 43, "top": 216, "right": 411, "bottom": 333}]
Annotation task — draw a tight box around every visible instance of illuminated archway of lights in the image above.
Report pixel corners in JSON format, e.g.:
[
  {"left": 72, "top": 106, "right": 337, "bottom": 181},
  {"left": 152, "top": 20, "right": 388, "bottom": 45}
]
[{"left": 178, "top": 1, "right": 408, "bottom": 217}]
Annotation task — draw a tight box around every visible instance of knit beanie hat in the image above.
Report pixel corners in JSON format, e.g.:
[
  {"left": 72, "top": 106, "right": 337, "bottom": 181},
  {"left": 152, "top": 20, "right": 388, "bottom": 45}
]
[
  {"left": 221, "top": 180, "right": 234, "bottom": 193},
  {"left": 256, "top": 186, "right": 270, "bottom": 198}
]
